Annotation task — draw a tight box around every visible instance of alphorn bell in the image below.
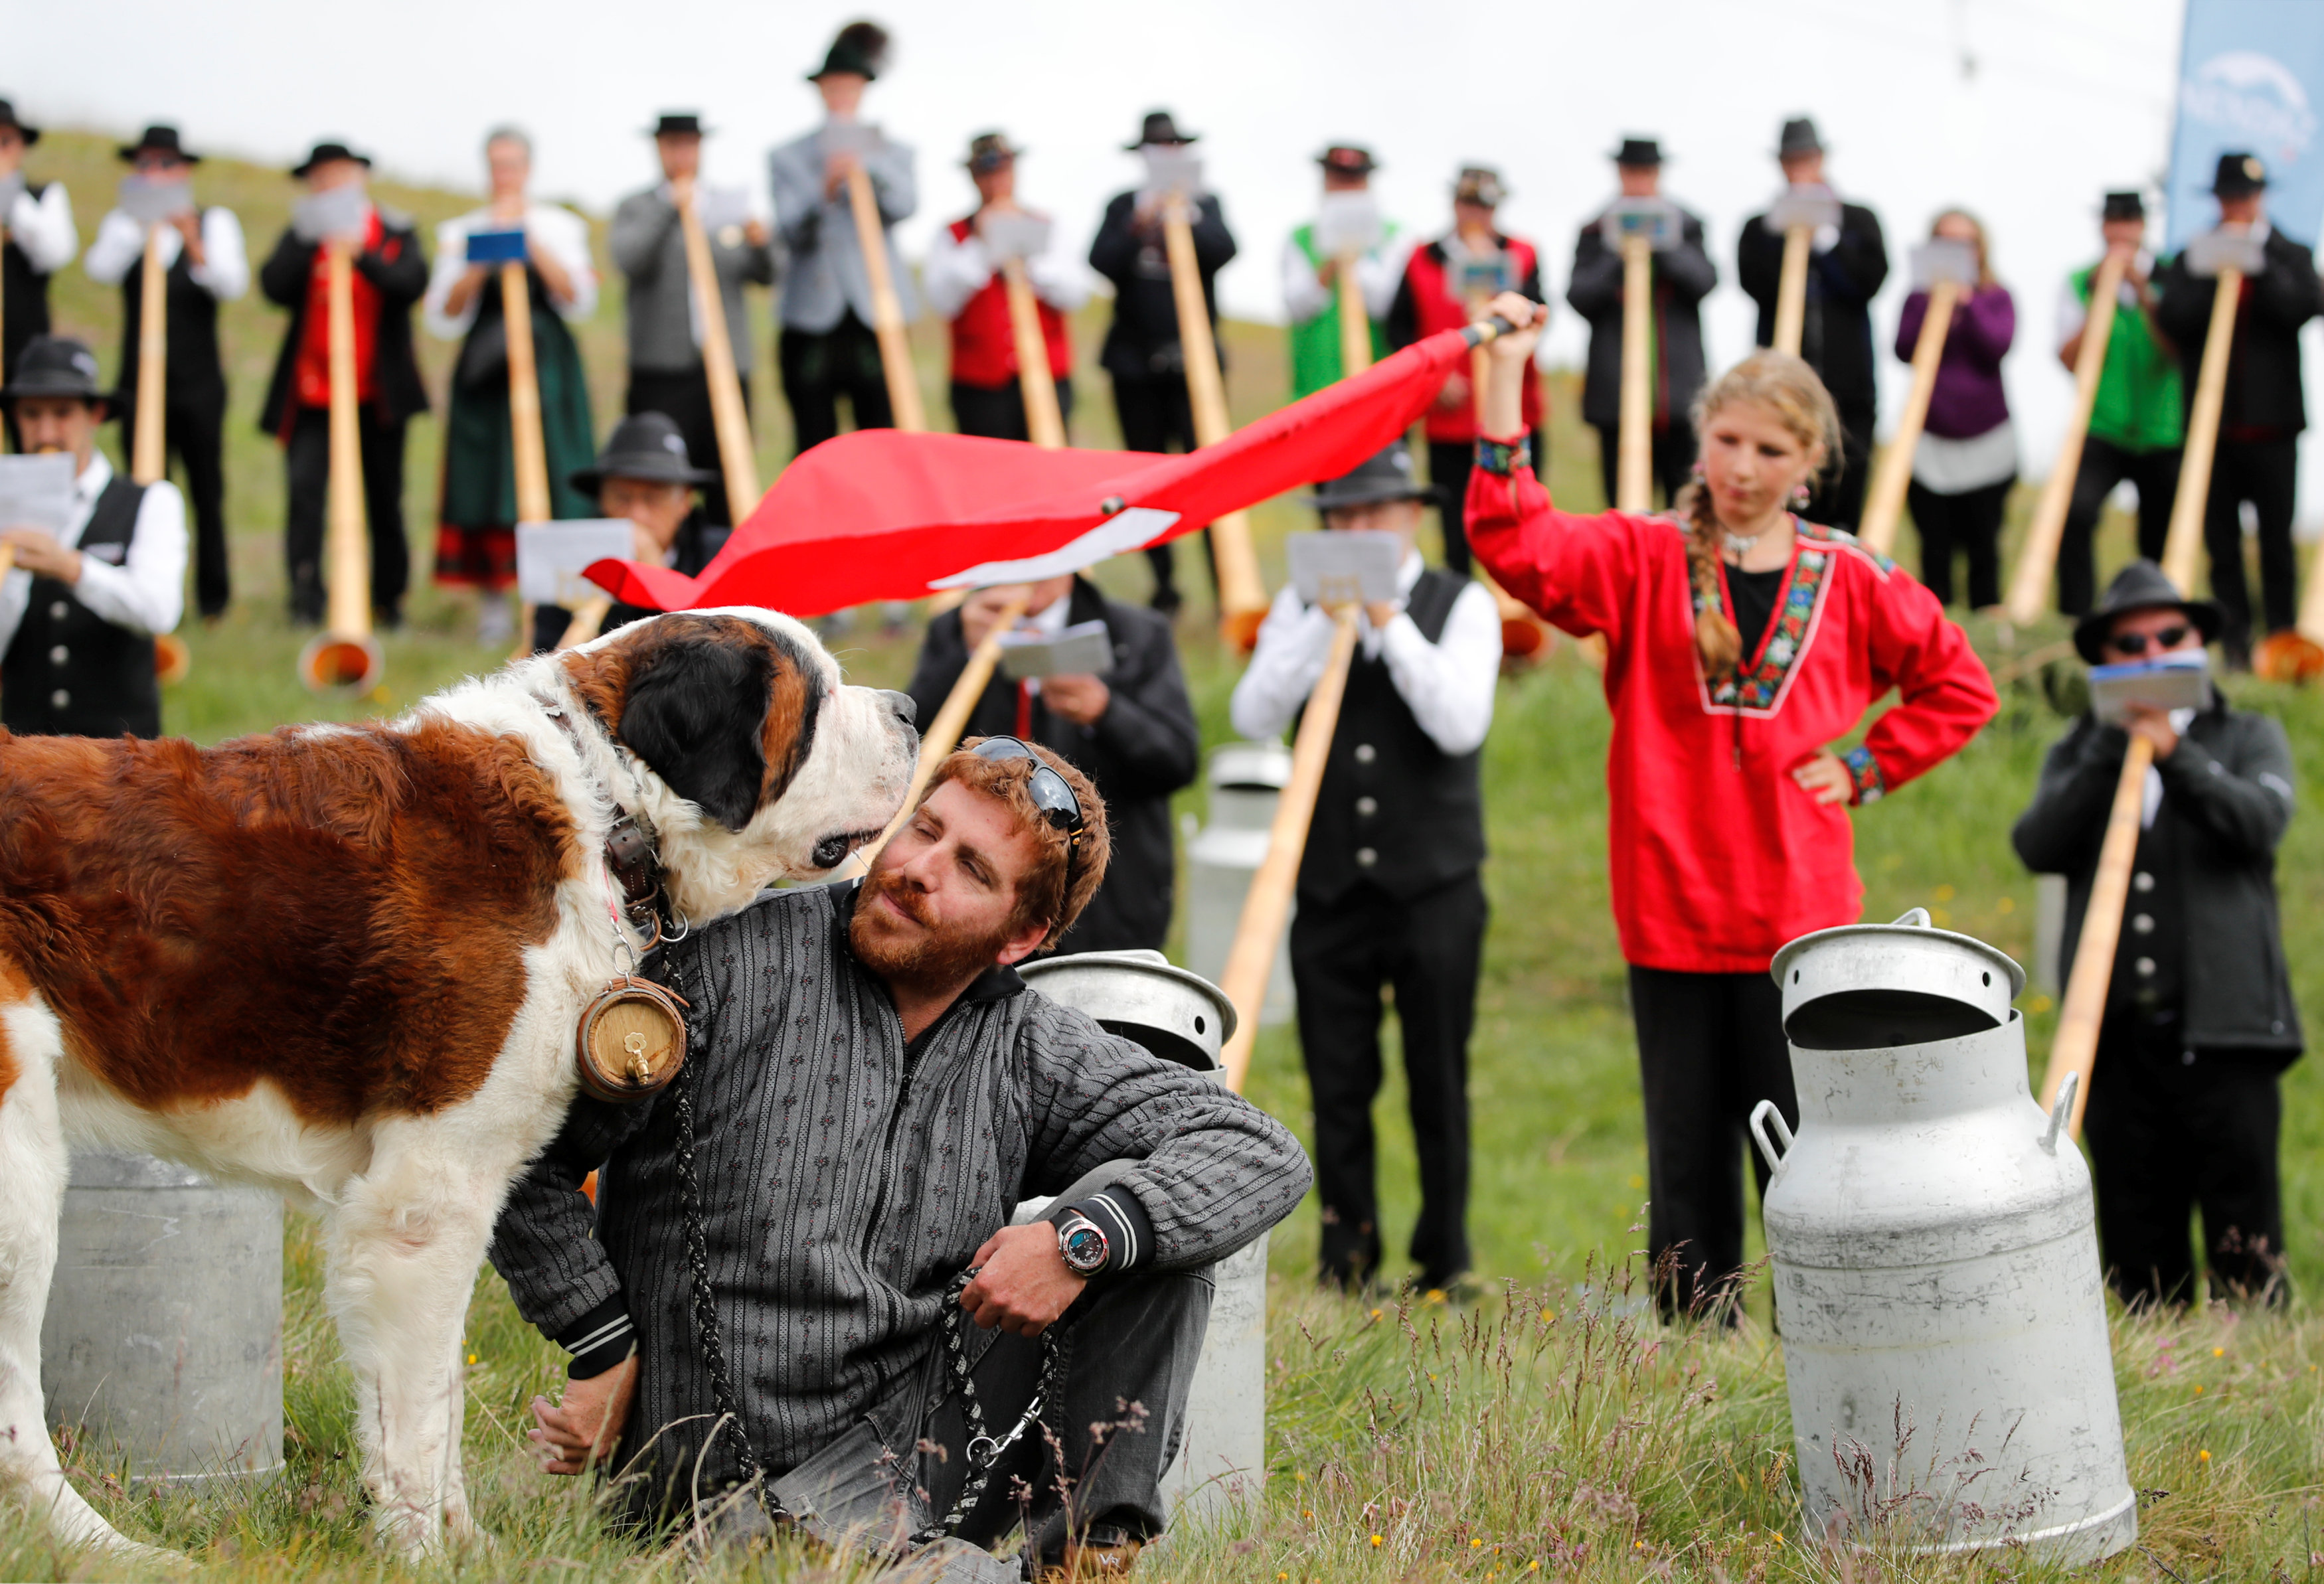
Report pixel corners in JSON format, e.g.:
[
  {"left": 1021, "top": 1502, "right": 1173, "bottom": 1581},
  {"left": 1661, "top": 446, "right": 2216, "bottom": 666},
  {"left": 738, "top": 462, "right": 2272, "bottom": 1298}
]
[
  {"left": 1857, "top": 238, "right": 1979, "bottom": 558},
  {"left": 501, "top": 251, "right": 554, "bottom": 657},
  {"left": 2003, "top": 252, "right": 2129, "bottom": 625},
  {"left": 133, "top": 222, "right": 191, "bottom": 686},
  {"left": 297, "top": 239, "right": 383, "bottom": 692},
  {"left": 1766, "top": 183, "right": 1840, "bottom": 358},
  {"left": 845, "top": 163, "right": 928, "bottom": 434},
  {"left": 1160, "top": 191, "right": 1270, "bottom": 648},
  {"left": 2035, "top": 229, "right": 2250, "bottom": 1140}
]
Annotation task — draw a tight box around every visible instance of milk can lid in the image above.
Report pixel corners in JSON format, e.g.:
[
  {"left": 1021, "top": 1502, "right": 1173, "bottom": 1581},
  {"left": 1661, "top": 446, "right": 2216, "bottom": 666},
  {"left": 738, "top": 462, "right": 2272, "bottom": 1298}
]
[
  {"left": 1018, "top": 948, "right": 1238, "bottom": 1071},
  {"left": 1771, "top": 908, "right": 2025, "bottom": 1051},
  {"left": 1206, "top": 741, "right": 1293, "bottom": 793}
]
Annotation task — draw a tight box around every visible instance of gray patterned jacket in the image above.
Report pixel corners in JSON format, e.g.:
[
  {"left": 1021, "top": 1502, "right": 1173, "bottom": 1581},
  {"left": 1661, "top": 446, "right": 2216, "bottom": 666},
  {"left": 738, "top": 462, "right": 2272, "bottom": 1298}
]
[
  {"left": 767, "top": 126, "right": 918, "bottom": 332},
  {"left": 488, "top": 881, "right": 1309, "bottom": 1503}
]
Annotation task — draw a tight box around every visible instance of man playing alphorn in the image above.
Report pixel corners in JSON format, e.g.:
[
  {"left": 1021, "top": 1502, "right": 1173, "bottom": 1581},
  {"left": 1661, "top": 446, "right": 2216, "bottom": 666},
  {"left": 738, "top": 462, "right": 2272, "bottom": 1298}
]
[
  {"left": 1282, "top": 143, "right": 1410, "bottom": 398},
  {"left": 1386, "top": 165, "right": 1547, "bottom": 576},
  {"left": 84, "top": 123, "right": 246, "bottom": 619},
  {"left": 528, "top": 412, "right": 722, "bottom": 652},
  {"left": 0, "top": 336, "right": 185, "bottom": 738},
  {"left": 0, "top": 98, "right": 78, "bottom": 449},
  {"left": 1229, "top": 441, "right": 1500, "bottom": 1299},
  {"left": 2012, "top": 562, "right": 2299, "bottom": 1307},
  {"left": 610, "top": 112, "right": 774, "bottom": 530},
  {"left": 1090, "top": 110, "right": 1238, "bottom": 616},
  {"left": 494, "top": 744, "right": 1308, "bottom": 1577},
  {"left": 769, "top": 21, "right": 918, "bottom": 455},
  {"left": 2153, "top": 153, "right": 2323, "bottom": 671},
  {"left": 923, "top": 131, "right": 1088, "bottom": 441},
  {"left": 2054, "top": 191, "right": 2182, "bottom": 617},
  {"left": 257, "top": 141, "right": 428, "bottom": 629},
  {"left": 1737, "top": 117, "right": 1887, "bottom": 530},
  {"left": 1566, "top": 137, "right": 1716, "bottom": 509}
]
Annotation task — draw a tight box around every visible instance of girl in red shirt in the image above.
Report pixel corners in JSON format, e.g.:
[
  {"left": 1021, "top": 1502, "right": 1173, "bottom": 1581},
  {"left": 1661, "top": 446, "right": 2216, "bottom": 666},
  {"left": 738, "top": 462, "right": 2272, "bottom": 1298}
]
[{"left": 1467, "top": 293, "right": 1997, "bottom": 1320}]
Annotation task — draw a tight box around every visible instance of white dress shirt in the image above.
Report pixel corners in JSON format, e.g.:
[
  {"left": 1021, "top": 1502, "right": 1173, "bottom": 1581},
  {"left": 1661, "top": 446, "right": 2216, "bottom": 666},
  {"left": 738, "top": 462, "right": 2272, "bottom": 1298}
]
[
  {"left": 1280, "top": 228, "right": 1415, "bottom": 323},
  {"left": 83, "top": 206, "right": 250, "bottom": 299},
  {"left": 922, "top": 211, "right": 1091, "bottom": 320},
  {"left": 1230, "top": 550, "right": 1501, "bottom": 756},
  {"left": 424, "top": 203, "right": 600, "bottom": 339},
  {"left": 5, "top": 180, "right": 78, "bottom": 274},
  {"left": 0, "top": 452, "right": 187, "bottom": 655}
]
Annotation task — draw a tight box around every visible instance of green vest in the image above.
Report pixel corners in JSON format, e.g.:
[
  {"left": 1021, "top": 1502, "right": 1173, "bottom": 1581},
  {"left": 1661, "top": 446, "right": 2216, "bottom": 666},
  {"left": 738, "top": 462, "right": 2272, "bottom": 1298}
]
[
  {"left": 2076, "top": 261, "right": 2185, "bottom": 453},
  {"left": 1288, "top": 222, "right": 1397, "bottom": 398}
]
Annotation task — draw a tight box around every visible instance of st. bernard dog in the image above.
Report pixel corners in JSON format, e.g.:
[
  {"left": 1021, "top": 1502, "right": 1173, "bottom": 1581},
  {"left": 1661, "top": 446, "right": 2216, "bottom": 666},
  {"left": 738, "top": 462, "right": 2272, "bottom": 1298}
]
[{"left": 0, "top": 609, "right": 917, "bottom": 1557}]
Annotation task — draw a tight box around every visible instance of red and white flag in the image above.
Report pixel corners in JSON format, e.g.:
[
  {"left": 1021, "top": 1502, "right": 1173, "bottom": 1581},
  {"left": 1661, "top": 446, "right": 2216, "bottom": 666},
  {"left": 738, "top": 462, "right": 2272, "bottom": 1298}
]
[{"left": 585, "top": 324, "right": 1491, "bottom": 616}]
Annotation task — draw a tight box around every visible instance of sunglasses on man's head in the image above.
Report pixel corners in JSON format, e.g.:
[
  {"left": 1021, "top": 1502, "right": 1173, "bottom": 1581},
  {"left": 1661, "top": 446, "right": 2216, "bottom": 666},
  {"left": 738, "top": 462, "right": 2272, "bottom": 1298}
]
[
  {"left": 2106, "top": 625, "right": 2191, "bottom": 657},
  {"left": 971, "top": 736, "right": 1086, "bottom": 839}
]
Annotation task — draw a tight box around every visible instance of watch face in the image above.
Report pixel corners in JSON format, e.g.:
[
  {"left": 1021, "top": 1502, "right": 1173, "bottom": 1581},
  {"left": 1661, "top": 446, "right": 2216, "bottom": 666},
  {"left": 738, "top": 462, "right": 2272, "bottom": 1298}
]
[{"left": 1062, "top": 1225, "right": 1108, "bottom": 1273}]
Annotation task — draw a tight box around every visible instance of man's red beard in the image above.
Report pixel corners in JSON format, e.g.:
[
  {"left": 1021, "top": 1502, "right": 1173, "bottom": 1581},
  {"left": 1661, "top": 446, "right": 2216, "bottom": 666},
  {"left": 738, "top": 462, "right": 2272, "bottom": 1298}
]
[{"left": 849, "top": 860, "right": 1023, "bottom": 991}]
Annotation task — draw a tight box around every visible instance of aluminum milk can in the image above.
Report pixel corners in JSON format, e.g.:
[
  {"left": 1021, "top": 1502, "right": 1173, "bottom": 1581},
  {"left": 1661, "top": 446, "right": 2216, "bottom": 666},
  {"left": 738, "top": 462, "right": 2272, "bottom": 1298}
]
[
  {"left": 1185, "top": 742, "right": 1295, "bottom": 1027},
  {"left": 1017, "top": 950, "right": 1265, "bottom": 1522},
  {"left": 42, "top": 1150, "right": 284, "bottom": 1487},
  {"left": 1751, "top": 910, "right": 2133, "bottom": 1562}
]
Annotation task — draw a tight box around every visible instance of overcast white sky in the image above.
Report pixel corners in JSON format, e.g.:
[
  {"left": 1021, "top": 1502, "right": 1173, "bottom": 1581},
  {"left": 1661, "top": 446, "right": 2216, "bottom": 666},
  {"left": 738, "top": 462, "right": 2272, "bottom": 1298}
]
[{"left": 32, "top": 0, "right": 2309, "bottom": 520}]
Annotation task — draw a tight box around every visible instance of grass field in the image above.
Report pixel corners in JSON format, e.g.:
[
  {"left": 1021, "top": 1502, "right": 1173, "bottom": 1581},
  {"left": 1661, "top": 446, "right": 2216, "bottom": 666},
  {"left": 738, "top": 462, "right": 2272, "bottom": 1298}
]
[{"left": 7, "top": 129, "right": 2324, "bottom": 1579}]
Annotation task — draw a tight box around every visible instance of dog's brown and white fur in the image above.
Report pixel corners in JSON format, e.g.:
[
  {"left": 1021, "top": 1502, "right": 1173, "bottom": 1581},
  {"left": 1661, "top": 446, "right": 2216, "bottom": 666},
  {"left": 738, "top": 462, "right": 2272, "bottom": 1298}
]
[{"left": 0, "top": 610, "right": 916, "bottom": 1556}]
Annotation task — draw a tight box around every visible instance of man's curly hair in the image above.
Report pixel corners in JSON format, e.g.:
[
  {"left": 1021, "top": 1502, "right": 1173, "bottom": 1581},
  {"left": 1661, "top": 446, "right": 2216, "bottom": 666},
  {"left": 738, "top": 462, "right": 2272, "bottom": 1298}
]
[{"left": 922, "top": 739, "right": 1110, "bottom": 948}]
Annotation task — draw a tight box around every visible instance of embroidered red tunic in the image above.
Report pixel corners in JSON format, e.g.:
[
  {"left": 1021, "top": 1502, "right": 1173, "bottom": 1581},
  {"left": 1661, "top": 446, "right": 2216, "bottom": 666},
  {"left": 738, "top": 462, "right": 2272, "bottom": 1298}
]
[
  {"left": 945, "top": 217, "right": 1072, "bottom": 390},
  {"left": 1467, "top": 463, "right": 1999, "bottom": 974}
]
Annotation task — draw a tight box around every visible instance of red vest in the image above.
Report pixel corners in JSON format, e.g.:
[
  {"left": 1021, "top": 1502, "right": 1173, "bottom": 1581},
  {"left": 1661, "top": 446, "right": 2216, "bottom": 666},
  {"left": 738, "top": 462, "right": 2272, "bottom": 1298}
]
[
  {"left": 293, "top": 208, "right": 388, "bottom": 412},
  {"left": 1404, "top": 236, "right": 1542, "bottom": 443},
  {"left": 946, "top": 216, "right": 1073, "bottom": 390}
]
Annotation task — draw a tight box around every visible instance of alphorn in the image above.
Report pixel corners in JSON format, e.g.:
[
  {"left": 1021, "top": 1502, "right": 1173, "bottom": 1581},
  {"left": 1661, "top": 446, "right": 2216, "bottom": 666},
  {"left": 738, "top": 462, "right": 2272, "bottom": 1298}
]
[
  {"left": 853, "top": 590, "right": 1032, "bottom": 870},
  {"left": 133, "top": 223, "right": 192, "bottom": 685},
  {"left": 1161, "top": 193, "right": 1270, "bottom": 648},
  {"left": 1603, "top": 196, "right": 1683, "bottom": 514},
  {"left": 1857, "top": 239, "right": 1979, "bottom": 558},
  {"left": 1001, "top": 256, "right": 1068, "bottom": 450},
  {"left": 2035, "top": 234, "right": 2246, "bottom": 1139},
  {"left": 2003, "top": 252, "right": 2129, "bottom": 625},
  {"left": 1335, "top": 248, "right": 1370, "bottom": 382},
  {"left": 501, "top": 252, "right": 555, "bottom": 656},
  {"left": 1766, "top": 184, "right": 1840, "bottom": 358},
  {"left": 297, "top": 240, "right": 383, "bottom": 692},
  {"left": 845, "top": 164, "right": 928, "bottom": 434}
]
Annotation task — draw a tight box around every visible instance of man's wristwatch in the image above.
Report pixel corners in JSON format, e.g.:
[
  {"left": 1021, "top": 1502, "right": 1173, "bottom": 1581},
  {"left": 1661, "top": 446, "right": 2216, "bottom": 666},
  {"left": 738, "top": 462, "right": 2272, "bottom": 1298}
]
[{"left": 1054, "top": 1211, "right": 1110, "bottom": 1277}]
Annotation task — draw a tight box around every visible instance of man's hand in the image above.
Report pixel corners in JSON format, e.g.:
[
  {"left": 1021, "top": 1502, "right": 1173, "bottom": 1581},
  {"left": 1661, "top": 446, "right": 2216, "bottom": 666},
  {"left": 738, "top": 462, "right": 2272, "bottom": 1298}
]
[
  {"left": 960, "top": 585, "right": 1032, "bottom": 651},
  {"left": 1791, "top": 750, "right": 1855, "bottom": 806},
  {"left": 171, "top": 210, "right": 207, "bottom": 268},
  {"left": 2123, "top": 703, "right": 2181, "bottom": 761},
  {"left": 1365, "top": 601, "right": 1400, "bottom": 633},
  {"left": 528, "top": 1354, "right": 637, "bottom": 1476},
  {"left": 959, "top": 1222, "right": 1086, "bottom": 1338},
  {"left": 1041, "top": 674, "right": 1108, "bottom": 726},
  {"left": 824, "top": 151, "right": 861, "bottom": 200},
  {"left": 1, "top": 527, "right": 82, "bottom": 584},
  {"left": 744, "top": 217, "right": 770, "bottom": 248},
  {"left": 668, "top": 174, "right": 696, "bottom": 212}
]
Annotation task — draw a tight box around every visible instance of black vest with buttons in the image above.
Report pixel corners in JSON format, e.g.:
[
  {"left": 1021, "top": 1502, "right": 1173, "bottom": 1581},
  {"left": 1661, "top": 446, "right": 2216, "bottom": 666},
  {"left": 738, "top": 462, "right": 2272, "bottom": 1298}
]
[
  {"left": 1297, "top": 568, "right": 1486, "bottom": 904},
  {"left": 2, "top": 477, "right": 160, "bottom": 738}
]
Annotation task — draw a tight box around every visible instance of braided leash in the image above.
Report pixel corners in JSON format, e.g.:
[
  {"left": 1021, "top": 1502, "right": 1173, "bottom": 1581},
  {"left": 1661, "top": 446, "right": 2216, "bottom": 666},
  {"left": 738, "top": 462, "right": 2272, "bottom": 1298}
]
[
  {"left": 917, "top": 1269, "right": 1061, "bottom": 1544},
  {"left": 670, "top": 953, "right": 763, "bottom": 1486}
]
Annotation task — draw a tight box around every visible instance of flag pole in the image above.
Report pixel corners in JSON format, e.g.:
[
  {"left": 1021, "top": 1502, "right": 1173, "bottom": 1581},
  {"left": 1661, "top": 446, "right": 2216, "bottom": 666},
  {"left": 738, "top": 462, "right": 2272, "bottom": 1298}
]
[{"left": 1163, "top": 194, "right": 1270, "bottom": 649}]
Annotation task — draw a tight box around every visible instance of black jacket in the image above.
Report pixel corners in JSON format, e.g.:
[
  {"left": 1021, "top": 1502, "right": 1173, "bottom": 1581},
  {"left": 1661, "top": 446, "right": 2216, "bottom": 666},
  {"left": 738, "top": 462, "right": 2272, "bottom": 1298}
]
[
  {"left": 1737, "top": 200, "right": 1888, "bottom": 413},
  {"left": 1088, "top": 191, "right": 1236, "bottom": 384},
  {"left": 256, "top": 207, "right": 430, "bottom": 434},
  {"left": 1, "top": 182, "right": 57, "bottom": 379},
  {"left": 112, "top": 212, "right": 230, "bottom": 410},
  {"left": 2012, "top": 700, "right": 2301, "bottom": 1060},
  {"left": 2154, "top": 228, "right": 2323, "bottom": 437},
  {"left": 1567, "top": 207, "right": 1716, "bottom": 432},
  {"left": 906, "top": 578, "right": 1199, "bottom": 954}
]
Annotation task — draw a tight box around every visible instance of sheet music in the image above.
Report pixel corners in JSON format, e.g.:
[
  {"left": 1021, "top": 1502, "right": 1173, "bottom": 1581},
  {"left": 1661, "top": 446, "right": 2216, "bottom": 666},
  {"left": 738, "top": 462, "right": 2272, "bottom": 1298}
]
[{"left": 0, "top": 453, "right": 78, "bottom": 535}]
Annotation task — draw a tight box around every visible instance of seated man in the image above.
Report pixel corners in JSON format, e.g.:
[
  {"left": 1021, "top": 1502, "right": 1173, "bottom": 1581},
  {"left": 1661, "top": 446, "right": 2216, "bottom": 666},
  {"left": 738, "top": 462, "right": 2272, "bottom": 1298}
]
[
  {"left": 529, "top": 410, "right": 726, "bottom": 651},
  {"left": 490, "top": 738, "right": 1309, "bottom": 1577}
]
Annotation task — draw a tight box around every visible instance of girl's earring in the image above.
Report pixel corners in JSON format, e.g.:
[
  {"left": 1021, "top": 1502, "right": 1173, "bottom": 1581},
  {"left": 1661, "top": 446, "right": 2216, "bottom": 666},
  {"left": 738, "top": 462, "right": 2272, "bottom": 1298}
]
[
  {"left": 1691, "top": 460, "right": 1706, "bottom": 482},
  {"left": 1790, "top": 483, "right": 1813, "bottom": 509}
]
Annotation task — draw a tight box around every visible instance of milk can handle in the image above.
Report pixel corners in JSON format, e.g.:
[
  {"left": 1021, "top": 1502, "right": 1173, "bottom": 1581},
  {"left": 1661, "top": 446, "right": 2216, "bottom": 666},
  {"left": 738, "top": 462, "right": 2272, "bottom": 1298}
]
[
  {"left": 1748, "top": 1100, "right": 1795, "bottom": 1176},
  {"left": 2041, "top": 1072, "right": 2079, "bottom": 1154}
]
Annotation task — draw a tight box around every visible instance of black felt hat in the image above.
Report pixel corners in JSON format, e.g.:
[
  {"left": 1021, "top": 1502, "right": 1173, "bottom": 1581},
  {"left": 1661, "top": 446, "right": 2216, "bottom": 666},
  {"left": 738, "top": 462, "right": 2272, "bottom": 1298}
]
[
  {"left": 0, "top": 335, "right": 107, "bottom": 406},
  {"left": 571, "top": 412, "right": 717, "bottom": 495},
  {"left": 649, "top": 113, "right": 708, "bottom": 138},
  {"left": 2102, "top": 190, "right": 2145, "bottom": 222},
  {"left": 2212, "top": 151, "right": 2268, "bottom": 197},
  {"left": 1317, "top": 145, "right": 1377, "bottom": 177},
  {"left": 1611, "top": 136, "right": 1664, "bottom": 167},
  {"left": 1777, "top": 117, "right": 1824, "bottom": 159},
  {"left": 0, "top": 100, "right": 39, "bottom": 146},
  {"left": 810, "top": 21, "right": 890, "bottom": 82},
  {"left": 1126, "top": 111, "right": 1197, "bottom": 151},
  {"left": 291, "top": 141, "right": 372, "bottom": 179},
  {"left": 2072, "top": 560, "right": 2225, "bottom": 663},
  {"left": 965, "top": 131, "right": 1021, "bottom": 173},
  {"left": 118, "top": 124, "right": 200, "bottom": 163},
  {"left": 1309, "top": 443, "right": 1438, "bottom": 511}
]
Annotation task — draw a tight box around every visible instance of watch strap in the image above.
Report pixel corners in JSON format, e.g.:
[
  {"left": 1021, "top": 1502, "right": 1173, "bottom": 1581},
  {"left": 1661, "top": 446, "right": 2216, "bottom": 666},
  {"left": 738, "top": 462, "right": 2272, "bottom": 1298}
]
[
  {"left": 1475, "top": 436, "right": 1531, "bottom": 477},
  {"left": 1060, "top": 1186, "right": 1150, "bottom": 1276}
]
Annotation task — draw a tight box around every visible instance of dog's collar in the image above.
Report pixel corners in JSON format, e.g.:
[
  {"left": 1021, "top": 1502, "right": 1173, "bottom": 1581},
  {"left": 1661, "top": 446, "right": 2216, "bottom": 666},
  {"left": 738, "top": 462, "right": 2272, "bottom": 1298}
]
[{"left": 535, "top": 692, "right": 681, "bottom": 947}]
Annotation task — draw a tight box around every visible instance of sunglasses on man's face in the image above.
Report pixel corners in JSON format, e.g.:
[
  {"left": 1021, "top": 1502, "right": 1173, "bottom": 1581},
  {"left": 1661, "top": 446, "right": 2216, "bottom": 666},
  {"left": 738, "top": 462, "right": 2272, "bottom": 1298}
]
[{"left": 2106, "top": 625, "right": 2191, "bottom": 657}]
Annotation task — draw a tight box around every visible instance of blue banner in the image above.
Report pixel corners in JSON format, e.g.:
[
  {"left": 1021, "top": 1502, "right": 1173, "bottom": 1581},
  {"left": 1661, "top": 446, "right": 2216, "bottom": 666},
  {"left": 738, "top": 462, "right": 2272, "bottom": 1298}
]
[{"left": 2167, "top": 1, "right": 2324, "bottom": 250}]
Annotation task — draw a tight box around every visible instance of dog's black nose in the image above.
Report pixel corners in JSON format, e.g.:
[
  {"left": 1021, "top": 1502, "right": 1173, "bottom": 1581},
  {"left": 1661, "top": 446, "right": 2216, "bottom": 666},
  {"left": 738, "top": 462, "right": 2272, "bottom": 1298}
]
[{"left": 881, "top": 690, "right": 916, "bottom": 726}]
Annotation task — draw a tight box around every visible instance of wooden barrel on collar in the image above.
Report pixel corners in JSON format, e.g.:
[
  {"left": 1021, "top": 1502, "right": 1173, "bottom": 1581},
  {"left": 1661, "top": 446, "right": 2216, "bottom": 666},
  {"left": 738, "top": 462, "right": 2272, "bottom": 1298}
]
[{"left": 576, "top": 976, "right": 689, "bottom": 1103}]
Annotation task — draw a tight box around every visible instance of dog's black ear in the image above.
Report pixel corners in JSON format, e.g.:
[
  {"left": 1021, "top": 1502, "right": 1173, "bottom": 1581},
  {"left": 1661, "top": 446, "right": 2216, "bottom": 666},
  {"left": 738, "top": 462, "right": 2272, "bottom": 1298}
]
[{"left": 618, "top": 627, "right": 772, "bottom": 831}]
